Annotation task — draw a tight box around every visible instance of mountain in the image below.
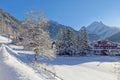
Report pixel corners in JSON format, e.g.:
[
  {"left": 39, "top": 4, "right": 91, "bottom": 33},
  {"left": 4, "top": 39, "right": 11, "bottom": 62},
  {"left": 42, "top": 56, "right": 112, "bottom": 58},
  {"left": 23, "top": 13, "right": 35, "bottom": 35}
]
[
  {"left": 0, "top": 8, "right": 75, "bottom": 40},
  {"left": 0, "top": 9, "right": 21, "bottom": 35},
  {"left": 107, "top": 32, "right": 120, "bottom": 43},
  {"left": 44, "top": 20, "right": 76, "bottom": 39},
  {"left": 1, "top": 8, "right": 120, "bottom": 43},
  {"left": 88, "top": 34, "right": 100, "bottom": 42},
  {"left": 86, "top": 21, "right": 120, "bottom": 39}
]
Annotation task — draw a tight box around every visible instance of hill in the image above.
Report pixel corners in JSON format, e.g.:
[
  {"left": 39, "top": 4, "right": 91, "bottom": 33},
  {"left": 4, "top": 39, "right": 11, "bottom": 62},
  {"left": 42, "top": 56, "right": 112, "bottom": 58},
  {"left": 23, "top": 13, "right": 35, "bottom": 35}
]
[{"left": 107, "top": 32, "right": 120, "bottom": 43}]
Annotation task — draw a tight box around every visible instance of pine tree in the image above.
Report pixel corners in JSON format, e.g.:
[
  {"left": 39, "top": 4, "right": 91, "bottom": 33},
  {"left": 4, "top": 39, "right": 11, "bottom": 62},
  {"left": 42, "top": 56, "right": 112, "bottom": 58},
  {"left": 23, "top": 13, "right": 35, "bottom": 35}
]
[
  {"left": 56, "top": 27, "right": 77, "bottom": 56},
  {"left": 78, "top": 26, "right": 91, "bottom": 56}
]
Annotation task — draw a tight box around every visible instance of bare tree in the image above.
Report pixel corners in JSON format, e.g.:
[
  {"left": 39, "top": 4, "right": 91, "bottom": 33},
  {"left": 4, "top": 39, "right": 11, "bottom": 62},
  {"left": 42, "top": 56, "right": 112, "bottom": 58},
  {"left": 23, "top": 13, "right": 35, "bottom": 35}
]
[{"left": 23, "top": 9, "right": 56, "bottom": 63}]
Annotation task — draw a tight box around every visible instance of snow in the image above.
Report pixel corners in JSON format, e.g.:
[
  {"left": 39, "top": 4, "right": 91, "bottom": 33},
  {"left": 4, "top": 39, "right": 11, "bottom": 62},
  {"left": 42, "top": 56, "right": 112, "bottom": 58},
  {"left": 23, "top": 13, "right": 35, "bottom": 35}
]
[
  {"left": 0, "top": 44, "right": 43, "bottom": 80},
  {"left": 40, "top": 57, "right": 118, "bottom": 80},
  {"left": 0, "top": 35, "right": 119, "bottom": 80},
  {"left": 0, "top": 35, "right": 12, "bottom": 43},
  {"left": 9, "top": 44, "right": 24, "bottom": 50}
]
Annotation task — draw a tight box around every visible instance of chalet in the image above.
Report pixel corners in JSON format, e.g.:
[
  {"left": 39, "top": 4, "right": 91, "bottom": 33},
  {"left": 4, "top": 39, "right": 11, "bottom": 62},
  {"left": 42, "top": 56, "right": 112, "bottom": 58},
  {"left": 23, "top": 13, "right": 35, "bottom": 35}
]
[{"left": 91, "top": 40, "right": 120, "bottom": 55}]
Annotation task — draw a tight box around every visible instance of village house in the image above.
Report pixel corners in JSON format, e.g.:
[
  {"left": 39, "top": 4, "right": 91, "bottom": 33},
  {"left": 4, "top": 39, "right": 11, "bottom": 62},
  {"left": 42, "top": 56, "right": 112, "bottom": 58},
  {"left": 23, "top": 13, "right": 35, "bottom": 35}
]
[{"left": 91, "top": 40, "right": 120, "bottom": 55}]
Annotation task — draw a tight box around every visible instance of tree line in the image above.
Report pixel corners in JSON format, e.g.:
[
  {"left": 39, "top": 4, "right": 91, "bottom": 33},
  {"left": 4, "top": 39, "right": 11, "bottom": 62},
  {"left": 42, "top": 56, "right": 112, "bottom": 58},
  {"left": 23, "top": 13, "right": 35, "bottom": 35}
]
[{"left": 56, "top": 26, "right": 91, "bottom": 56}]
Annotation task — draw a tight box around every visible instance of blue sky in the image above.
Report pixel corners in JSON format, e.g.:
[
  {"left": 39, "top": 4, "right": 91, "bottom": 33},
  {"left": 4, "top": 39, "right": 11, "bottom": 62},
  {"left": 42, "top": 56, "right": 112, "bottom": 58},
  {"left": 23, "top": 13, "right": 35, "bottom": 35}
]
[{"left": 0, "top": 0, "right": 120, "bottom": 30}]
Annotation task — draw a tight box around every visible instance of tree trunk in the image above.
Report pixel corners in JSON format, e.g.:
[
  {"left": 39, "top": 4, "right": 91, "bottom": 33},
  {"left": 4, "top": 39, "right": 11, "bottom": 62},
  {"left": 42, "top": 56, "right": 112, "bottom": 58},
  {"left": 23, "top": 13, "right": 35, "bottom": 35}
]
[{"left": 34, "top": 54, "right": 38, "bottom": 63}]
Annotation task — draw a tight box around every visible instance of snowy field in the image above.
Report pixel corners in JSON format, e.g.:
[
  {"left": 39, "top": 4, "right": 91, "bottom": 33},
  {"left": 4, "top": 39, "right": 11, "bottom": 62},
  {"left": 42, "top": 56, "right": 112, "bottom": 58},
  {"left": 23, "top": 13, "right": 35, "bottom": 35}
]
[
  {"left": 0, "top": 35, "right": 119, "bottom": 80},
  {"left": 40, "top": 56, "right": 118, "bottom": 80}
]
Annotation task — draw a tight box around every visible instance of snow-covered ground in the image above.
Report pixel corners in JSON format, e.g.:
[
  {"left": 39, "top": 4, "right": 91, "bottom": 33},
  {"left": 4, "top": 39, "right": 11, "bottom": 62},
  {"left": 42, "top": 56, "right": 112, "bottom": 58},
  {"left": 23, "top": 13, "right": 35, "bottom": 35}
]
[
  {"left": 40, "top": 56, "right": 118, "bottom": 80},
  {"left": 0, "top": 35, "right": 12, "bottom": 43},
  {"left": 0, "top": 35, "right": 119, "bottom": 80},
  {"left": 0, "top": 44, "right": 44, "bottom": 80}
]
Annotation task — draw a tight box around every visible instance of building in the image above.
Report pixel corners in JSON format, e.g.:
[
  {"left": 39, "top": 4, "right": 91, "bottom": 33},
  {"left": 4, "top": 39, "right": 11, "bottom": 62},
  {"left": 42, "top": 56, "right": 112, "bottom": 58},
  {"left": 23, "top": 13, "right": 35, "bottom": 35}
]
[{"left": 91, "top": 40, "right": 120, "bottom": 55}]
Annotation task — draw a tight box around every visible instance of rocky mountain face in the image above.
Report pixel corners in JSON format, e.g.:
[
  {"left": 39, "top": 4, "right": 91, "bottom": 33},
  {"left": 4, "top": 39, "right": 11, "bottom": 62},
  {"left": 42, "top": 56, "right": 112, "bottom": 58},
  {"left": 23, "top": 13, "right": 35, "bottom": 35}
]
[{"left": 0, "top": 9, "right": 21, "bottom": 35}]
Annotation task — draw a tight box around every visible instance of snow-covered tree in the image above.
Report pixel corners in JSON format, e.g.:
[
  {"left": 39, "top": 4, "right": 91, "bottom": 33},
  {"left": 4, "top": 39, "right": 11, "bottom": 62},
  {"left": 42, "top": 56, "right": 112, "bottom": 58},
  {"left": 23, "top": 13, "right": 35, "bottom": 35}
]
[
  {"left": 78, "top": 26, "right": 91, "bottom": 55},
  {"left": 22, "top": 9, "right": 56, "bottom": 63},
  {"left": 56, "top": 27, "right": 77, "bottom": 56}
]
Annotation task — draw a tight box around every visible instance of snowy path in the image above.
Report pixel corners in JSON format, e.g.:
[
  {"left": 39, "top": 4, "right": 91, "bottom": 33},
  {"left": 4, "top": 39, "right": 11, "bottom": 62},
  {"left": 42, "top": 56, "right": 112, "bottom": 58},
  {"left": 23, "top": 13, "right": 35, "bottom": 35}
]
[{"left": 0, "top": 44, "right": 44, "bottom": 80}]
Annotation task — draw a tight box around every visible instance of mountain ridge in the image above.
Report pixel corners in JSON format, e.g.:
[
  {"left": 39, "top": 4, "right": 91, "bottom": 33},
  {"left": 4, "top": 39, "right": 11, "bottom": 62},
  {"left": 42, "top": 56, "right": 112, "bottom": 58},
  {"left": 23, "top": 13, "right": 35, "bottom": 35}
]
[
  {"left": 107, "top": 31, "right": 120, "bottom": 43},
  {"left": 0, "top": 8, "right": 120, "bottom": 43}
]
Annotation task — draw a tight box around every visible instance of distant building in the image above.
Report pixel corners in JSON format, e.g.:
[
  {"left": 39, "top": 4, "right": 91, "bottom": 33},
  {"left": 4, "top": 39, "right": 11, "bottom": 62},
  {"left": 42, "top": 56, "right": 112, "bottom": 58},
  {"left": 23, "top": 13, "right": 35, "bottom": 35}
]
[{"left": 91, "top": 40, "right": 120, "bottom": 55}]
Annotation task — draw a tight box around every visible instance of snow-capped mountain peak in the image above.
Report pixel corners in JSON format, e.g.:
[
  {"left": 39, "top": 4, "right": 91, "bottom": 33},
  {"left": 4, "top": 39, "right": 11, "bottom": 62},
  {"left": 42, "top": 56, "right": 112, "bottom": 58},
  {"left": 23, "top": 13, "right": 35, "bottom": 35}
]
[{"left": 86, "top": 21, "right": 120, "bottom": 39}]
